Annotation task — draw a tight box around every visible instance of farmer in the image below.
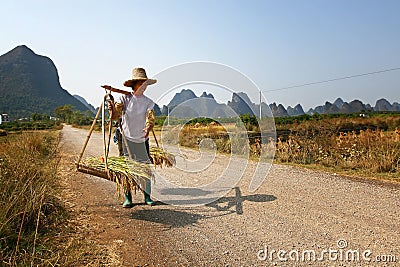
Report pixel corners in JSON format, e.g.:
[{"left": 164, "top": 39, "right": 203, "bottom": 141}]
[{"left": 108, "top": 67, "right": 156, "bottom": 207}]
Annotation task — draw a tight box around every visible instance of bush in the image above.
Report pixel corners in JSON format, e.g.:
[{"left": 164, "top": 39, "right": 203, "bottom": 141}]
[{"left": 238, "top": 114, "right": 259, "bottom": 131}]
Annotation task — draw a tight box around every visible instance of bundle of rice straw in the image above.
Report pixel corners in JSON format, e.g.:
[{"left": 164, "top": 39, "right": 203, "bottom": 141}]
[
  {"left": 81, "top": 156, "right": 152, "bottom": 194},
  {"left": 77, "top": 147, "right": 177, "bottom": 194},
  {"left": 149, "top": 146, "right": 176, "bottom": 168}
]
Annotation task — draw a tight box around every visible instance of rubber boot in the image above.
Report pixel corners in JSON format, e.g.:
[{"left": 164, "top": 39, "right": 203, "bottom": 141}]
[
  {"left": 144, "top": 180, "right": 154, "bottom": 206},
  {"left": 122, "top": 192, "right": 133, "bottom": 208}
]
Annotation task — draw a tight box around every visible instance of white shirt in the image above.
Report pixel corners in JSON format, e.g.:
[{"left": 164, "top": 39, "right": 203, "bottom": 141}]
[{"left": 120, "top": 94, "right": 154, "bottom": 143}]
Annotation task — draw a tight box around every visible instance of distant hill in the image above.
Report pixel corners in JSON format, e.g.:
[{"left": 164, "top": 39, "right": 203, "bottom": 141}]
[
  {"left": 0, "top": 45, "right": 91, "bottom": 119},
  {"left": 163, "top": 89, "right": 234, "bottom": 118},
  {"left": 162, "top": 89, "right": 399, "bottom": 118},
  {"left": 305, "top": 97, "right": 400, "bottom": 115},
  {"left": 269, "top": 103, "right": 289, "bottom": 117},
  {"left": 333, "top": 97, "right": 345, "bottom": 109},
  {"left": 227, "top": 92, "right": 256, "bottom": 116},
  {"left": 374, "top": 98, "right": 400, "bottom": 112},
  {"left": 73, "top": 94, "right": 96, "bottom": 114},
  {"left": 167, "top": 89, "right": 197, "bottom": 107},
  {"left": 287, "top": 104, "right": 305, "bottom": 116}
]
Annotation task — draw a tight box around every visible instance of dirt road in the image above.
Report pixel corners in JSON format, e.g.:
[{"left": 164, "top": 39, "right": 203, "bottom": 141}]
[{"left": 60, "top": 124, "right": 400, "bottom": 266}]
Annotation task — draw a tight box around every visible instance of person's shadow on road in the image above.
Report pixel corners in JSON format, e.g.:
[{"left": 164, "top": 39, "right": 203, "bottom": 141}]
[
  {"left": 205, "top": 187, "right": 276, "bottom": 215},
  {"left": 129, "top": 187, "right": 276, "bottom": 229},
  {"left": 130, "top": 208, "right": 204, "bottom": 229}
]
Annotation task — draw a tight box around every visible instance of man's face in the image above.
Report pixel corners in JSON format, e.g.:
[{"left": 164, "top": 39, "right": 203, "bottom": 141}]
[{"left": 133, "top": 80, "right": 147, "bottom": 93}]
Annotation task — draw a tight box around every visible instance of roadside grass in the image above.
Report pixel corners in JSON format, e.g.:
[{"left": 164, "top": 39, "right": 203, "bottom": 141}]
[
  {"left": 0, "top": 131, "right": 117, "bottom": 266},
  {"left": 273, "top": 116, "right": 400, "bottom": 181},
  {"left": 0, "top": 131, "right": 64, "bottom": 265},
  {"left": 275, "top": 128, "right": 400, "bottom": 181},
  {"left": 172, "top": 116, "right": 400, "bottom": 182}
]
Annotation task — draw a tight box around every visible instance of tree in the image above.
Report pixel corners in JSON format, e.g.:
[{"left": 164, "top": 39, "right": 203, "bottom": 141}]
[
  {"left": 31, "top": 112, "right": 42, "bottom": 121},
  {"left": 54, "top": 105, "right": 74, "bottom": 122}
]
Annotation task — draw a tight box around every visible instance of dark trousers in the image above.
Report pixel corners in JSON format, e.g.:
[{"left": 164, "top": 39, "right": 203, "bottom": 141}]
[
  {"left": 122, "top": 139, "right": 152, "bottom": 195},
  {"left": 123, "top": 139, "right": 151, "bottom": 163}
]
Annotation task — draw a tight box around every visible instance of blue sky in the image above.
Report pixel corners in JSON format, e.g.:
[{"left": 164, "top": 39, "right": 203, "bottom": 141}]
[{"left": 1, "top": 0, "right": 399, "bottom": 110}]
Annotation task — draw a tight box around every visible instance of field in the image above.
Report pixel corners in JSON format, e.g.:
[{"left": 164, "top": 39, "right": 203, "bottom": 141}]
[
  {"left": 274, "top": 114, "right": 400, "bottom": 179},
  {"left": 173, "top": 113, "right": 400, "bottom": 181},
  {"left": 0, "top": 120, "right": 62, "bottom": 132}
]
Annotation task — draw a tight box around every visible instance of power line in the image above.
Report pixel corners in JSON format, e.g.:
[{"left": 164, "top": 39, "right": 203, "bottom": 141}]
[{"left": 263, "top": 67, "right": 400, "bottom": 93}]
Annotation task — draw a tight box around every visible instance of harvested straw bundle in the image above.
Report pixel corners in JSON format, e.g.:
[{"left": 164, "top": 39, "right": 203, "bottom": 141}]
[
  {"left": 76, "top": 147, "right": 176, "bottom": 194},
  {"left": 80, "top": 156, "right": 152, "bottom": 194},
  {"left": 149, "top": 146, "right": 176, "bottom": 168}
]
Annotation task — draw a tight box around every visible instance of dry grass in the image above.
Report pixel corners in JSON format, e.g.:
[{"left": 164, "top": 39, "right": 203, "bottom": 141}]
[
  {"left": 0, "top": 131, "right": 119, "bottom": 266},
  {"left": 174, "top": 116, "right": 400, "bottom": 180},
  {"left": 275, "top": 128, "right": 400, "bottom": 179},
  {"left": 0, "top": 132, "right": 63, "bottom": 266},
  {"left": 170, "top": 124, "right": 234, "bottom": 154}
]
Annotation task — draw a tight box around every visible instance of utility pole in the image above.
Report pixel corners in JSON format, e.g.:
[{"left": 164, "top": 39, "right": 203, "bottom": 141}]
[
  {"left": 259, "top": 90, "right": 262, "bottom": 119},
  {"left": 167, "top": 106, "right": 170, "bottom": 126}
]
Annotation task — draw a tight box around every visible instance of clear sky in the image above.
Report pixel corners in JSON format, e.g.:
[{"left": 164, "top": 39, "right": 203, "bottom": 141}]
[{"left": 1, "top": 0, "right": 399, "bottom": 111}]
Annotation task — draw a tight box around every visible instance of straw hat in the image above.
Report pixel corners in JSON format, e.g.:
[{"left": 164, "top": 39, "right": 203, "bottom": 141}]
[{"left": 123, "top": 67, "right": 157, "bottom": 87}]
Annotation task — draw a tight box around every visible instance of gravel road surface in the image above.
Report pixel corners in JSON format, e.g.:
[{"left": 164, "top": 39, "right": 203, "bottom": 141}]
[{"left": 60, "top": 124, "right": 400, "bottom": 266}]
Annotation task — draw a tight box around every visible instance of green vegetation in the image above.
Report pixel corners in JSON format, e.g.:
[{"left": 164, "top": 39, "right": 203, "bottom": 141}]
[
  {"left": 155, "top": 115, "right": 235, "bottom": 126},
  {"left": 0, "top": 119, "right": 60, "bottom": 132},
  {"left": 0, "top": 92, "right": 60, "bottom": 120},
  {"left": 274, "top": 111, "right": 400, "bottom": 129},
  {"left": 0, "top": 109, "right": 62, "bottom": 131},
  {"left": 0, "top": 104, "right": 95, "bottom": 132},
  {"left": 54, "top": 104, "right": 93, "bottom": 126},
  {"left": 155, "top": 114, "right": 257, "bottom": 128},
  {"left": 237, "top": 114, "right": 259, "bottom": 131}
]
